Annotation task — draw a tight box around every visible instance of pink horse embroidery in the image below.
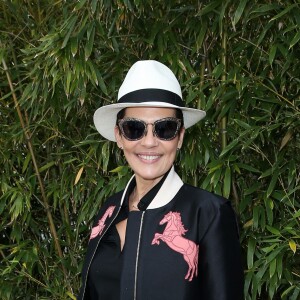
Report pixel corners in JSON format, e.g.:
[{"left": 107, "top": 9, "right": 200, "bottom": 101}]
[
  {"left": 151, "top": 211, "right": 199, "bottom": 281},
  {"left": 89, "top": 206, "right": 116, "bottom": 240}
]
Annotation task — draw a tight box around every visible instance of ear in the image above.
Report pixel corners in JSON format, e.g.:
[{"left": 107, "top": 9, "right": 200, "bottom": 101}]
[
  {"left": 114, "top": 126, "right": 123, "bottom": 148},
  {"left": 177, "top": 127, "right": 185, "bottom": 149}
]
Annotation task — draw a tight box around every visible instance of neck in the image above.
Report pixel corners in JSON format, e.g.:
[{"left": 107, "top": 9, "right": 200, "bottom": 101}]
[{"left": 130, "top": 176, "right": 162, "bottom": 210}]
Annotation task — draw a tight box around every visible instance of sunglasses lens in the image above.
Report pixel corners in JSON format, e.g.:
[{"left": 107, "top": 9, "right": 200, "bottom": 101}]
[
  {"left": 121, "top": 120, "right": 145, "bottom": 140},
  {"left": 155, "top": 120, "right": 179, "bottom": 140}
]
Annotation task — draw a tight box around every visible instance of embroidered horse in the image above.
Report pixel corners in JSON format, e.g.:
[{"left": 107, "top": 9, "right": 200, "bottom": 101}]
[
  {"left": 151, "top": 211, "right": 199, "bottom": 281},
  {"left": 89, "top": 206, "right": 116, "bottom": 240}
]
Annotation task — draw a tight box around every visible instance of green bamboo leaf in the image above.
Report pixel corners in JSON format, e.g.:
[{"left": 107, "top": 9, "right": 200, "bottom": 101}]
[
  {"left": 270, "top": 4, "right": 297, "bottom": 22},
  {"left": 71, "top": 37, "right": 78, "bottom": 57},
  {"left": 244, "top": 183, "right": 261, "bottom": 195},
  {"left": 95, "top": 69, "right": 108, "bottom": 95},
  {"left": 265, "top": 198, "right": 274, "bottom": 225},
  {"left": 61, "top": 15, "right": 78, "bottom": 49},
  {"left": 201, "top": 175, "right": 211, "bottom": 190},
  {"left": 233, "top": 0, "right": 248, "bottom": 26},
  {"left": 252, "top": 273, "right": 259, "bottom": 299},
  {"left": 74, "top": 0, "right": 88, "bottom": 10},
  {"left": 158, "top": 35, "right": 164, "bottom": 56},
  {"left": 266, "top": 225, "right": 281, "bottom": 236},
  {"left": 233, "top": 119, "right": 251, "bottom": 129},
  {"left": 66, "top": 291, "right": 77, "bottom": 300},
  {"left": 208, "top": 163, "right": 223, "bottom": 173},
  {"left": 265, "top": 247, "right": 282, "bottom": 263},
  {"left": 291, "top": 288, "right": 300, "bottom": 300},
  {"left": 269, "top": 44, "right": 277, "bottom": 65},
  {"left": 283, "top": 226, "right": 297, "bottom": 235},
  {"left": 10, "top": 195, "right": 23, "bottom": 219},
  {"left": 22, "top": 153, "right": 32, "bottom": 173},
  {"left": 281, "top": 286, "right": 296, "bottom": 298},
  {"left": 211, "top": 168, "right": 222, "bottom": 188},
  {"left": 101, "top": 141, "right": 110, "bottom": 172},
  {"left": 269, "top": 258, "right": 276, "bottom": 278},
  {"left": 289, "top": 30, "right": 300, "bottom": 49},
  {"left": 244, "top": 271, "right": 253, "bottom": 296},
  {"left": 223, "top": 167, "right": 231, "bottom": 198},
  {"left": 247, "top": 237, "right": 256, "bottom": 268},
  {"left": 293, "top": 210, "right": 300, "bottom": 219},
  {"left": 22, "top": 83, "right": 33, "bottom": 101},
  {"left": 197, "top": 1, "right": 220, "bottom": 16},
  {"left": 91, "top": 0, "right": 98, "bottom": 14},
  {"left": 257, "top": 22, "right": 273, "bottom": 45},
  {"left": 233, "top": 164, "right": 240, "bottom": 174},
  {"left": 10, "top": 222, "right": 22, "bottom": 241},
  {"left": 276, "top": 253, "right": 283, "bottom": 280},
  {"left": 212, "top": 63, "right": 224, "bottom": 79},
  {"left": 256, "top": 264, "right": 268, "bottom": 282},
  {"left": 110, "top": 166, "right": 124, "bottom": 173},
  {"left": 85, "top": 25, "right": 95, "bottom": 60},
  {"left": 288, "top": 160, "right": 296, "bottom": 186},
  {"left": 259, "top": 168, "right": 273, "bottom": 179},
  {"left": 196, "top": 24, "right": 207, "bottom": 51},
  {"left": 219, "top": 139, "right": 239, "bottom": 157},
  {"left": 267, "top": 170, "right": 279, "bottom": 197},
  {"left": 243, "top": 219, "right": 253, "bottom": 228},
  {"left": 39, "top": 161, "right": 55, "bottom": 173},
  {"left": 253, "top": 206, "right": 261, "bottom": 229},
  {"left": 251, "top": 4, "right": 279, "bottom": 14},
  {"left": 261, "top": 244, "right": 277, "bottom": 253},
  {"left": 269, "top": 272, "right": 277, "bottom": 299},
  {"left": 66, "top": 70, "right": 72, "bottom": 94},
  {"left": 207, "top": 159, "right": 223, "bottom": 169},
  {"left": 87, "top": 61, "right": 98, "bottom": 86},
  {"left": 204, "top": 148, "right": 210, "bottom": 166},
  {"left": 236, "top": 163, "right": 260, "bottom": 173}
]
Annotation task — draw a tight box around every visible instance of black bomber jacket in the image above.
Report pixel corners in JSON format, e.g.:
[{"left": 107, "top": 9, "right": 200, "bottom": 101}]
[{"left": 78, "top": 166, "right": 244, "bottom": 300}]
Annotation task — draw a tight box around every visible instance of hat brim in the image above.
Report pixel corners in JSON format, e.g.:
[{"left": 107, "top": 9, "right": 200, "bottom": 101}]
[{"left": 93, "top": 102, "right": 206, "bottom": 142}]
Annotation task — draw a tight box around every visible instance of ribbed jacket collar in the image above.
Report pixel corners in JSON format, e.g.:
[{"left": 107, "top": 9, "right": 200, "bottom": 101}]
[{"left": 119, "top": 166, "right": 183, "bottom": 210}]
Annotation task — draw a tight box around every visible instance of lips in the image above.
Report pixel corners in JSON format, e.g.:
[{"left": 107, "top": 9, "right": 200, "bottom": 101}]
[{"left": 137, "top": 154, "right": 161, "bottom": 161}]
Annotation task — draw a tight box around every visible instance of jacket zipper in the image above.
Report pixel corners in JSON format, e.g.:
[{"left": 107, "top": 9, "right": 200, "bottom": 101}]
[
  {"left": 134, "top": 211, "right": 145, "bottom": 300},
  {"left": 81, "top": 206, "right": 122, "bottom": 300}
]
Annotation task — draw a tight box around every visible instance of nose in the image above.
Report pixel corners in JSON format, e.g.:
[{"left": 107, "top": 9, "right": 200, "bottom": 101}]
[{"left": 141, "top": 124, "right": 158, "bottom": 147}]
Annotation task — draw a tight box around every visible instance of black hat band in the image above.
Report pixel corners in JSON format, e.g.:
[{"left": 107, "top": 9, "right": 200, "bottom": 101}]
[{"left": 118, "top": 89, "right": 184, "bottom": 107}]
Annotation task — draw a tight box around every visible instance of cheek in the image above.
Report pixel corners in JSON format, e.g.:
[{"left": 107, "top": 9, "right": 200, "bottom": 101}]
[
  {"left": 165, "top": 143, "right": 179, "bottom": 159},
  {"left": 122, "top": 142, "right": 138, "bottom": 156},
  {"left": 114, "top": 127, "right": 122, "bottom": 146}
]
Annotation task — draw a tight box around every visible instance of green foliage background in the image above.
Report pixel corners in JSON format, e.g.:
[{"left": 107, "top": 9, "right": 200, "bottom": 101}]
[{"left": 0, "top": 0, "right": 299, "bottom": 299}]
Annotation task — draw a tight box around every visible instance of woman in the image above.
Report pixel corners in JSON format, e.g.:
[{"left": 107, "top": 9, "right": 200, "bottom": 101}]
[{"left": 78, "top": 60, "right": 244, "bottom": 300}]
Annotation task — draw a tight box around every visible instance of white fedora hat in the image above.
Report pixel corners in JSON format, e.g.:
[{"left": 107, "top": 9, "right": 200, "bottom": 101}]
[{"left": 94, "top": 60, "right": 206, "bottom": 141}]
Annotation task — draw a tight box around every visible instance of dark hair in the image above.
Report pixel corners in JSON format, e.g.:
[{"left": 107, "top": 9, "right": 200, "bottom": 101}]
[{"left": 116, "top": 108, "right": 184, "bottom": 128}]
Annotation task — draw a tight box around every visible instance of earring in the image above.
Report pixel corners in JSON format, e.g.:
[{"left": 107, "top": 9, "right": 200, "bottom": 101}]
[
  {"left": 177, "top": 148, "right": 180, "bottom": 151},
  {"left": 119, "top": 146, "right": 123, "bottom": 150}
]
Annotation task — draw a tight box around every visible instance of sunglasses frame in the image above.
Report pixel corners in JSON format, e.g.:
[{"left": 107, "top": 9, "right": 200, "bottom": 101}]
[{"left": 118, "top": 117, "right": 182, "bottom": 141}]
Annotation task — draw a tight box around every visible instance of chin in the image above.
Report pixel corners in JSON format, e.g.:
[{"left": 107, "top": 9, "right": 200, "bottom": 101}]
[{"left": 134, "top": 167, "right": 168, "bottom": 182}]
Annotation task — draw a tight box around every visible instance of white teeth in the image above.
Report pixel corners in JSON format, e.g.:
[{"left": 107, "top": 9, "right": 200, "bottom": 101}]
[{"left": 139, "top": 155, "right": 159, "bottom": 160}]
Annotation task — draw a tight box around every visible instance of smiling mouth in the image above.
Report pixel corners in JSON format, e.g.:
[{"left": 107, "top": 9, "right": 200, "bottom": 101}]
[{"left": 138, "top": 154, "right": 161, "bottom": 161}]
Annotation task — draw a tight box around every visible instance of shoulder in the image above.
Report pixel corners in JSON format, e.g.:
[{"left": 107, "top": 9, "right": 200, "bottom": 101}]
[
  {"left": 178, "top": 184, "right": 239, "bottom": 242},
  {"left": 91, "top": 190, "right": 124, "bottom": 224},
  {"left": 104, "top": 189, "right": 124, "bottom": 206},
  {"left": 180, "top": 183, "right": 229, "bottom": 207},
  {"left": 179, "top": 184, "right": 236, "bottom": 229}
]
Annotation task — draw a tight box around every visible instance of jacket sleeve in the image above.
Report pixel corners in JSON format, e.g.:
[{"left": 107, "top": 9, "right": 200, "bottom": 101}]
[{"left": 198, "top": 201, "right": 244, "bottom": 300}]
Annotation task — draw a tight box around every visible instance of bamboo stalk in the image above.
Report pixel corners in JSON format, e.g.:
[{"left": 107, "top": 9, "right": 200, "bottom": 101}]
[
  {"left": 220, "top": 25, "right": 227, "bottom": 149},
  {"left": 2, "top": 58, "right": 67, "bottom": 278},
  {"left": 198, "top": 49, "right": 206, "bottom": 110},
  {"left": 220, "top": 14, "right": 241, "bottom": 206}
]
